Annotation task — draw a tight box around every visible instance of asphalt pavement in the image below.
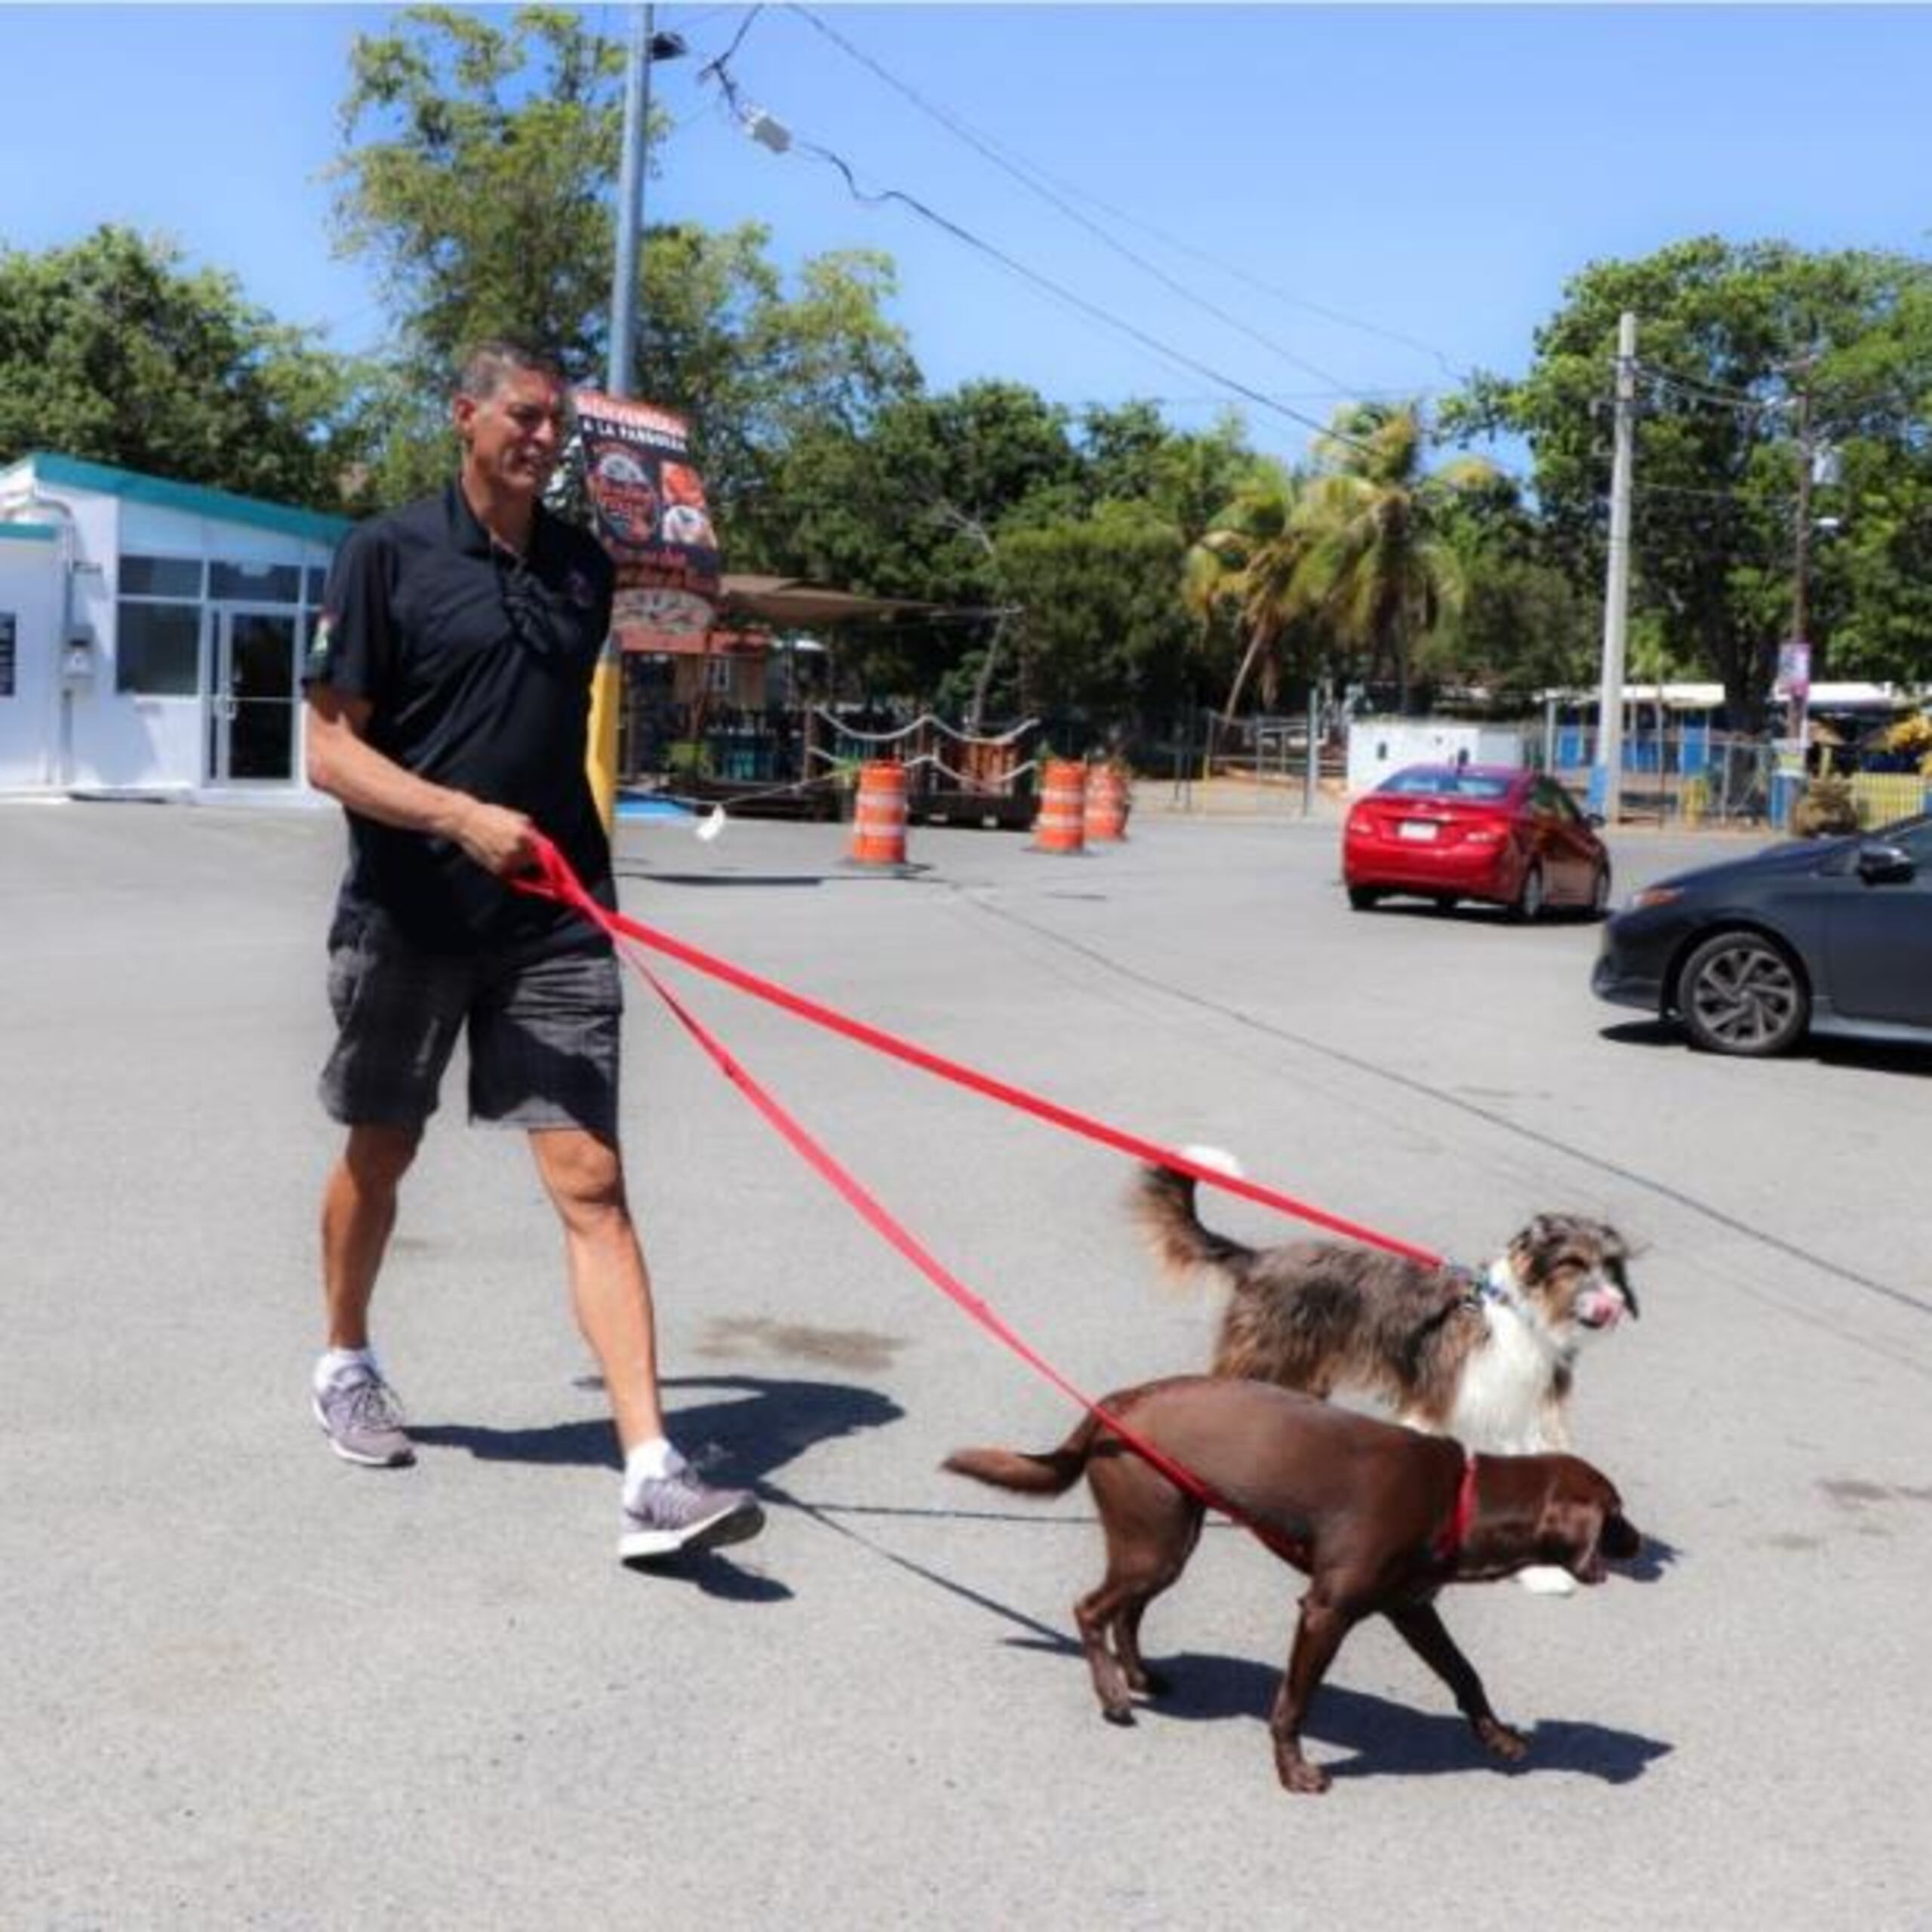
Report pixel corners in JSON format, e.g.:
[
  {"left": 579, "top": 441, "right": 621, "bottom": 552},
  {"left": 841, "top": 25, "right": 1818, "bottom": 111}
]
[{"left": 5, "top": 795, "right": 1930, "bottom": 1930}]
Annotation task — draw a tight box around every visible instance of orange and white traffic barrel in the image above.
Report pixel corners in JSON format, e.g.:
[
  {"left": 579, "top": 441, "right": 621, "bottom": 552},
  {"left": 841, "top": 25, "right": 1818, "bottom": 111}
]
[
  {"left": 1031, "top": 758, "right": 1088, "bottom": 855},
  {"left": 849, "top": 760, "right": 909, "bottom": 866},
  {"left": 1083, "top": 762, "right": 1130, "bottom": 841}
]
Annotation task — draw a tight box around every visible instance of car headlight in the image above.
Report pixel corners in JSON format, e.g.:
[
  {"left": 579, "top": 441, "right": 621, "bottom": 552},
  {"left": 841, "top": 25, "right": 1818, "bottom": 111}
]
[{"left": 1628, "top": 884, "right": 1684, "bottom": 910}]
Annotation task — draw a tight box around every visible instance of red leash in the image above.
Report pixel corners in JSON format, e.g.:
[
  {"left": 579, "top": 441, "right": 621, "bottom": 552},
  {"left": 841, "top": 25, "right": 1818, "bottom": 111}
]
[
  {"left": 515, "top": 838, "right": 1474, "bottom": 1567},
  {"left": 516, "top": 838, "right": 1441, "bottom": 1266}
]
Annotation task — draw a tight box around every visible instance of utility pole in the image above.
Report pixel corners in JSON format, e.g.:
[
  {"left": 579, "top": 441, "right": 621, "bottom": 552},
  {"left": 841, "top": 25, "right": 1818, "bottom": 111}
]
[
  {"left": 1592, "top": 310, "right": 1637, "bottom": 826},
  {"left": 607, "top": 6, "right": 657, "bottom": 399},
  {"left": 593, "top": 6, "right": 683, "bottom": 831},
  {"left": 1787, "top": 367, "right": 1815, "bottom": 754}
]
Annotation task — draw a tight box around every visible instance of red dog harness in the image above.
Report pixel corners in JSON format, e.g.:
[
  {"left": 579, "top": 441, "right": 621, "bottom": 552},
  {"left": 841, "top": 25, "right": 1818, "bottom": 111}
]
[{"left": 1431, "top": 1452, "right": 1481, "bottom": 1566}]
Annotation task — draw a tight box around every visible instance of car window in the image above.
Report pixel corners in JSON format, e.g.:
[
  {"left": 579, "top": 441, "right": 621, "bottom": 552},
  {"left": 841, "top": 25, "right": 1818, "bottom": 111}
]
[{"left": 1377, "top": 769, "right": 1513, "bottom": 801}]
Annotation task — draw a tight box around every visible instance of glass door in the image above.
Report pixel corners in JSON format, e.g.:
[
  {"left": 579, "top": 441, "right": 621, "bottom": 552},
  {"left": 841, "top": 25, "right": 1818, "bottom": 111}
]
[{"left": 208, "top": 608, "right": 300, "bottom": 782}]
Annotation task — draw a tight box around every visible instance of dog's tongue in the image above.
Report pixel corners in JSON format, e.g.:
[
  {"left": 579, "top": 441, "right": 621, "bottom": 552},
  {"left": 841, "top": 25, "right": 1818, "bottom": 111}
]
[{"left": 1579, "top": 1290, "right": 1625, "bottom": 1330}]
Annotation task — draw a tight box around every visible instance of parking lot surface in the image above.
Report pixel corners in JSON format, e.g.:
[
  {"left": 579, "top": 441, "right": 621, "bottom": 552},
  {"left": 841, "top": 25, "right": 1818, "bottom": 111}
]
[{"left": 5, "top": 799, "right": 1929, "bottom": 1929}]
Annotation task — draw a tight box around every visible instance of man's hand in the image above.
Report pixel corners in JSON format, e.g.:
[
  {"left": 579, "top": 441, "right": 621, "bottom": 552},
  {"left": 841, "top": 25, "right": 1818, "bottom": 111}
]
[
  {"left": 449, "top": 798, "right": 540, "bottom": 878},
  {"left": 306, "top": 686, "right": 543, "bottom": 879}
]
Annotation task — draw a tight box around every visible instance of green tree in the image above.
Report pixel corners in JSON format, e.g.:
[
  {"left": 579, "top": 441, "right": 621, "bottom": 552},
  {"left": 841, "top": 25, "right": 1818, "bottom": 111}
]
[
  {"left": 1427, "top": 476, "right": 1601, "bottom": 700},
  {"left": 331, "top": 5, "right": 622, "bottom": 376},
  {"left": 1451, "top": 238, "right": 1932, "bottom": 728},
  {"left": 637, "top": 223, "right": 919, "bottom": 564},
  {"left": 0, "top": 225, "right": 369, "bottom": 509},
  {"left": 1191, "top": 459, "right": 1313, "bottom": 719},
  {"left": 1291, "top": 401, "right": 1496, "bottom": 709},
  {"left": 995, "top": 503, "right": 1192, "bottom": 731},
  {"left": 331, "top": 8, "right": 922, "bottom": 523}
]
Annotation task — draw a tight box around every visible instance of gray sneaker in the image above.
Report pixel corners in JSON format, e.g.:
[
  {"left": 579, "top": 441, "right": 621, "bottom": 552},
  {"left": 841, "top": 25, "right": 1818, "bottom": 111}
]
[
  {"left": 312, "top": 1364, "right": 414, "bottom": 1468},
  {"left": 620, "top": 1468, "right": 764, "bottom": 1564}
]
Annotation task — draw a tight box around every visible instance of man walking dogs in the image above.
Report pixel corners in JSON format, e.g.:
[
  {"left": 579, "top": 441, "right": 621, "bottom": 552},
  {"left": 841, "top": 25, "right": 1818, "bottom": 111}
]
[{"left": 302, "top": 339, "right": 763, "bottom": 1565}]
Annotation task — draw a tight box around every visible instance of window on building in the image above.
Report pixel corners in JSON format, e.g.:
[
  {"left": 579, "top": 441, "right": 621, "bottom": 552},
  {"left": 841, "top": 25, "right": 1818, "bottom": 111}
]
[
  {"left": 120, "top": 555, "right": 203, "bottom": 598},
  {"left": 304, "top": 565, "right": 329, "bottom": 607},
  {"left": 209, "top": 561, "right": 301, "bottom": 604},
  {"left": 706, "top": 655, "right": 734, "bottom": 696},
  {"left": 116, "top": 603, "right": 201, "bottom": 696}
]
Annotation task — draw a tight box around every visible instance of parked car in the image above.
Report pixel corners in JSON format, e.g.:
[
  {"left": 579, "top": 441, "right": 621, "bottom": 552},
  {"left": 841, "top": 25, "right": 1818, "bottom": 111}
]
[
  {"left": 1341, "top": 764, "right": 1611, "bottom": 918},
  {"left": 1591, "top": 814, "right": 1932, "bottom": 1055}
]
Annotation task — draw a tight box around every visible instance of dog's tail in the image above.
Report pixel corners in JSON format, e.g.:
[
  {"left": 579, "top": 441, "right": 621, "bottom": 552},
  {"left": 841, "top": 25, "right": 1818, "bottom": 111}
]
[
  {"left": 1131, "top": 1147, "right": 1254, "bottom": 1289},
  {"left": 943, "top": 1413, "right": 1102, "bottom": 1497}
]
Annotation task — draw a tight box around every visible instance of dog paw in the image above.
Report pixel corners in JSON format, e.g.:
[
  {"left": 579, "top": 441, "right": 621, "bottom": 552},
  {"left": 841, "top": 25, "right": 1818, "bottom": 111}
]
[
  {"left": 1101, "top": 1703, "right": 1137, "bottom": 1727},
  {"left": 1126, "top": 1666, "right": 1172, "bottom": 1699},
  {"left": 1518, "top": 1564, "right": 1579, "bottom": 1597},
  {"left": 1275, "top": 1757, "right": 1331, "bottom": 1795}
]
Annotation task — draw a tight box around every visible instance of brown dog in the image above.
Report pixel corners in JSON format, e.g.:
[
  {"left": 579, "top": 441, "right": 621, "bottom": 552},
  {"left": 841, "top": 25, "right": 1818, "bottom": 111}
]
[
  {"left": 1135, "top": 1161, "right": 1633, "bottom": 1605},
  {"left": 945, "top": 1376, "right": 1642, "bottom": 1795}
]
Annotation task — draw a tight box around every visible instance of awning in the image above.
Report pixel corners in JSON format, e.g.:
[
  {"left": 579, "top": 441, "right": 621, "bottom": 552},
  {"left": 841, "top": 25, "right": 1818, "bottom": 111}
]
[{"left": 716, "top": 574, "right": 935, "bottom": 626}]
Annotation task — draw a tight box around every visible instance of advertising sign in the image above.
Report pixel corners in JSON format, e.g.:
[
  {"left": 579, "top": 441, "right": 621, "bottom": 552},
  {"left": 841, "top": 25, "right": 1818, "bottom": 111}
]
[
  {"left": 574, "top": 390, "right": 721, "bottom": 651},
  {"left": 1775, "top": 640, "right": 1811, "bottom": 701}
]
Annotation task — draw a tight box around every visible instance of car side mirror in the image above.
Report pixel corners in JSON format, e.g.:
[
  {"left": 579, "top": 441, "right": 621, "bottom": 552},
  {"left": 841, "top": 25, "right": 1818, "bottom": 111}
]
[{"left": 1855, "top": 841, "right": 1916, "bottom": 884}]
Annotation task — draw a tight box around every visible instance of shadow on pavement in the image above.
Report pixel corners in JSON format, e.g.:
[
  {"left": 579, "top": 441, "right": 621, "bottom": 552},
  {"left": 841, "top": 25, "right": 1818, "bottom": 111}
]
[
  {"left": 995, "top": 1641, "right": 1673, "bottom": 1786},
  {"left": 411, "top": 1372, "right": 904, "bottom": 1488}
]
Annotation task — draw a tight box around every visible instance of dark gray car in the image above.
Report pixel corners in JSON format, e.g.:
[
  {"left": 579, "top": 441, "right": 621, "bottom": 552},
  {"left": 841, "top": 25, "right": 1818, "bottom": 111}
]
[{"left": 1592, "top": 814, "right": 1932, "bottom": 1055}]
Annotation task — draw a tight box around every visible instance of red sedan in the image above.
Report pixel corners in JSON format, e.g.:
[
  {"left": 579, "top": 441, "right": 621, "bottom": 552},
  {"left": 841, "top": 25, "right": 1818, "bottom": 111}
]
[{"left": 1342, "top": 764, "right": 1611, "bottom": 918}]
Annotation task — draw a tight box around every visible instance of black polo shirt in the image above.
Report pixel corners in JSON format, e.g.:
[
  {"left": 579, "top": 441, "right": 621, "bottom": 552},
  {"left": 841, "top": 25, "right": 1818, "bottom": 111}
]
[{"left": 305, "top": 481, "right": 617, "bottom": 953}]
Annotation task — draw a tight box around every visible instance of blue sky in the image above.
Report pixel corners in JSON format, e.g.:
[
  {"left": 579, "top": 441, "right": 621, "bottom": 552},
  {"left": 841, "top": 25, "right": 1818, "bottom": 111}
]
[{"left": 5, "top": 3, "right": 1930, "bottom": 471}]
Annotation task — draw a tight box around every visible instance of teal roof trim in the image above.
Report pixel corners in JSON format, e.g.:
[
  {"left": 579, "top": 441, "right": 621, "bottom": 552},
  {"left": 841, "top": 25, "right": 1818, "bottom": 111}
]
[
  {"left": 0, "top": 521, "right": 59, "bottom": 543},
  {"left": 25, "top": 453, "right": 352, "bottom": 546}
]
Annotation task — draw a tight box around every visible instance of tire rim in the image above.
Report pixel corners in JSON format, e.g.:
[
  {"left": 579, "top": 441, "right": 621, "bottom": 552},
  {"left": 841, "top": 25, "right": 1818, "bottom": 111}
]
[{"left": 1690, "top": 943, "right": 1800, "bottom": 1048}]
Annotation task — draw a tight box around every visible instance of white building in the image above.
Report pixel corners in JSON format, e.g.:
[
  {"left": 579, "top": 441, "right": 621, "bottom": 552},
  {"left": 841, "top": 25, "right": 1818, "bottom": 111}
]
[{"left": 0, "top": 453, "right": 348, "bottom": 798}]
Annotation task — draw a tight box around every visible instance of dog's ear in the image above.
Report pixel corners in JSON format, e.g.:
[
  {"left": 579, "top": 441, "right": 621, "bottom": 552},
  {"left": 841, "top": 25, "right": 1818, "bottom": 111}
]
[{"left": 1535, "top": 1491, "right": 1603, "bottom": 1581}]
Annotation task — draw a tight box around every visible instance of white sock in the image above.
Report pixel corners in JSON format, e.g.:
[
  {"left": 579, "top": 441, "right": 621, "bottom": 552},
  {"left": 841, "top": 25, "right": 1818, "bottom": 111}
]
[
  {"left": 624, "top": 1437, "right": 688, "bottom": 1497},
  {"left": 315, "top": 1346, "right": 377, "bottom": 1395}
]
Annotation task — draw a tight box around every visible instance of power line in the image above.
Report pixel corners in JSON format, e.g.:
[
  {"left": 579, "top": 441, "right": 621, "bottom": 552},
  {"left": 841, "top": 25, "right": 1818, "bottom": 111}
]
[
  {"left": 695, "top": 57, "right": 1380, "bottom": 454},
  {"left": 789, "top": 4, "right": 1360, "bottom": 394},
  {"left": 786, "top": 3, "right": 1473, "bottom": 387}
]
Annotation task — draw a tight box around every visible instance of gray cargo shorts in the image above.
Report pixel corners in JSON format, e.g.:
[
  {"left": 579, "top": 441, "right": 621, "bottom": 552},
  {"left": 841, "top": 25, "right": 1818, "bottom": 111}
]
[{"left": 321, "top": 906, "right": 622, "bottom": 1134}]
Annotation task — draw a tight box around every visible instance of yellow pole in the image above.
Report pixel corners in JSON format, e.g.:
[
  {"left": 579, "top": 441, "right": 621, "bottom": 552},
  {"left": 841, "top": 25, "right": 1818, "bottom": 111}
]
[{"left": 587, "top": 633, "right": 621, "bottom": 835}]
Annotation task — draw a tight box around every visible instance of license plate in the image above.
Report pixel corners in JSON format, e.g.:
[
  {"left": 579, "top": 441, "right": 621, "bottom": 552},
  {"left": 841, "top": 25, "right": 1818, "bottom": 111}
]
[{"left": 1397, "top": 820, "right": 1438, "bottom": 842}]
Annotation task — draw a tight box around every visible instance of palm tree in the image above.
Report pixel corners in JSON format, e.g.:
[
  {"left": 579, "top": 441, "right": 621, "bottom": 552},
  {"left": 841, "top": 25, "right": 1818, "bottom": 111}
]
[
  {"left": 1189, "top": 460, "right": 1312, "bottom": 722},
  {"left": 1291, "top": 402, "right": 1499, "bottom": 710}
]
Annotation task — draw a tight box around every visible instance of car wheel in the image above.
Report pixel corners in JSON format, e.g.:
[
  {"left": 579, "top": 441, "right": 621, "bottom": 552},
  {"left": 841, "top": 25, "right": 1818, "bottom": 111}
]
[
  {"left": 1509, "top": 863, "right": 1546, "bottom": 923},
  {"left": 1677, "top": 931, "right": 1809, "bottom": 1057},
  {"left": 1587, "top": 863, "right": 1612, "bottom": 920},
  {"left": 1432, "top": 894, "right": 1458, "bottom": 912},
  {"left": 1347, "top": 885, "right": 1381, "bottom": 911}
]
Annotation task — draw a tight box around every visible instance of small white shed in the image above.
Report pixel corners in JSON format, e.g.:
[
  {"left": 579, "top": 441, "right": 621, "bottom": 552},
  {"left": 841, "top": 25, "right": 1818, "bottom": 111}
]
[
  {"left": 0, "top": 453, "right": 348, "bottom": 798},
  {"left": 1346, "top": 718, "right": 1532, "bottom": 795}
]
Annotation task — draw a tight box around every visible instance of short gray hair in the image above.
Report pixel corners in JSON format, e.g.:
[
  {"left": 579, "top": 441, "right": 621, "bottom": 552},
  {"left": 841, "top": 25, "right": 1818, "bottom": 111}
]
[{"left": 454, "top": 338, "right": 566, "bottom": 401}]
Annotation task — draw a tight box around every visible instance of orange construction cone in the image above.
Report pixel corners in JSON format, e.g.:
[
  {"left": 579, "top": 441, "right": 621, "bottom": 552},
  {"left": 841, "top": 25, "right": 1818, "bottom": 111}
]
[
  {"left": 848, "top": 760, "right": 909, "bottom": 866},
  {"left": 1031, "top": 758, "right": 1088, "bottom": 855},
  {"left": 1083, "top": 761, "right": 1130, "bottom": 841}
]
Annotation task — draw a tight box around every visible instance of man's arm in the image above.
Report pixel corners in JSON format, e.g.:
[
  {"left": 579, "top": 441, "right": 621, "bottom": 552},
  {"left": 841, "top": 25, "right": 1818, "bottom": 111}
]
[{"left": 304, "top": 684, "right": 538, "bottom": 878}]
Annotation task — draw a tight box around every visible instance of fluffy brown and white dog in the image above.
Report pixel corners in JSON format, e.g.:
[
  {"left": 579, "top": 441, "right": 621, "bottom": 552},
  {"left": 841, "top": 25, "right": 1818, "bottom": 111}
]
[{"left": 1133, "top": 1153, "right": 1638, "bottom": 1593}]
